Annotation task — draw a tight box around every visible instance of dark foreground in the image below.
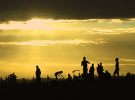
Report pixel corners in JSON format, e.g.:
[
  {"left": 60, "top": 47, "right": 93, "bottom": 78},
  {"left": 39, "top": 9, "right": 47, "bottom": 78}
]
[{"left": 0, "top": 79, "right": 134, "bottom": 100}]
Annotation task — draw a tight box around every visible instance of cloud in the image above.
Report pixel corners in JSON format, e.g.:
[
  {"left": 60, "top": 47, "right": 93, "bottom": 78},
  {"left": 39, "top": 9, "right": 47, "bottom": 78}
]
[
  {"left": 0, "top": 39, "right": 106, "bottom": 46},
  {"left": 79, "top": 28, "right": 135, "bottom": 34},
  {"left": 0, "top": 0, "right": 135, "bottom": 22},
  {"left": 121, "top": 59, "right": 135, "bottom": 62},
  {"left": 109, "top": 19, "right": 123, "bottom": 23}
]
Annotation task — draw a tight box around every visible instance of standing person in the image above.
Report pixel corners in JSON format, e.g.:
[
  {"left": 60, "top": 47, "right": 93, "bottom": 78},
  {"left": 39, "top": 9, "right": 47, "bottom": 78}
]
[
  {"left": 13, "top": 73, "right": 17, "bottom": 83},
  {"left": 35, "top": 65, "right": 41, "bottom": 83},
  {"left": 97, "top": 63, "right": 100, "bottom": 76},
  {"left": 47, "top": 75, "right": 50, "bottom": 82},
  {"left": 99, "top": 63, "right": 104, "bottom": 73},
  {"left": 113, "top": 58, "right": 119, "bottom": 77},
  {"left": 81, "top": 57, "right": 90, "bottom": 76},
  {"left": 97, "top": 63, "right": 104, "bottom": 80},
  {"left": 99, "top": 62, "right": 104, "bottom": 80},
  {"left": 89, "top": 63, "right": 95, "bottom": 80}
]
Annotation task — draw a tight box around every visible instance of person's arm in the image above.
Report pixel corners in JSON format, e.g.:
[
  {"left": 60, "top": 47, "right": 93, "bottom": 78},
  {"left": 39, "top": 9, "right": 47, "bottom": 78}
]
[
  {"left": 60, "top": 74, "right": 65, "bottom": 79},
  {"left": 81, "top": 61, "right": 83, "bottom": 66},
  {"left": 87, "top": 61, "right": 90, "bottom": 64}
]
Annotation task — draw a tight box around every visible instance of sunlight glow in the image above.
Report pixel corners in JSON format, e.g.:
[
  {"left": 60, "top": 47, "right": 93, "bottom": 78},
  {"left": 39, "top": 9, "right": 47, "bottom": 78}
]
[
  {"left": 0, "top": 19, "right": 61, "bottom": 30},
  {"left": 1, "top": 18, "right": 135, "bottom": 30},
  {"left": 0, "top": 19, "right": 83, "bottom": 30}
]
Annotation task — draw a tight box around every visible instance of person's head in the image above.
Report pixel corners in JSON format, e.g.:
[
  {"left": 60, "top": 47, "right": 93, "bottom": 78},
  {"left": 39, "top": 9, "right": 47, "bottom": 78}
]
[
  {"left": 68, "top": 74, "right": 70, "bottom": 77},
  {"left": 60, "top": 71, "right": 63, "bottom": 73},
  {"left": 83, "top": 57, "right": 86, "bottom": 61},
  {"left": 115, "top": 58, "right": 119, "bottom": 62},
  {"left": 92, "top": 63, "right": 94, "bottom": 66},
  {"left": 36, "top": 65, "right": 39, "bottom": 68},
  {"left": 100, "top": 62, "right": 102, "bottom": 65},
  {"left": 105, "top": 70, "right": 108, "bottom": 73}
]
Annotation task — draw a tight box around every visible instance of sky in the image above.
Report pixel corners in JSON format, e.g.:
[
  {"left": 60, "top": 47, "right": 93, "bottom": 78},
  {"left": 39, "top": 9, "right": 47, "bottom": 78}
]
[{"left": 0, "top": 0, "right": 135, "bottom": 79}]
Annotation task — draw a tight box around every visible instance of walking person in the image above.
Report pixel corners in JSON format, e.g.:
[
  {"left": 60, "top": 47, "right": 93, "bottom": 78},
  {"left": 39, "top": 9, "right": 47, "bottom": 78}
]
[{"left": 113, "top": 58, "right": 119, "bottom": 78}]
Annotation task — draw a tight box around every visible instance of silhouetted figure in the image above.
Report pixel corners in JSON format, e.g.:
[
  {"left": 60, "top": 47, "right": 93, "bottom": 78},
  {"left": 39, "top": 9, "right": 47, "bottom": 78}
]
[
  {"left": 0, "top": 77, "right": 3, "bottom": 82},
  {"left": 126, "top": 72, "right": 132, "bottom": 79},
  {"left": 32, "top": 77, "right": 34, "bottom": 83},
  {"left": 8, "top": 75, "right": 10, "bottom": 83},
  {"left": 7, "top": 73, "right": 17, "bottom": 83},
  {"left": 35, "top": 65, "right": 41, "bottom": 83},
  {"left": 72, "top": 70, "right": 80, "bottom": 79},
  {"left": 54, "top": 71, "right": 64, "bottom": 81},
  {"left": 22, "top": 78, "right": 25, "bottom": 83},
  {"left": 122, "top": 74, "right": 124, "bottom": 79},
  {"left": 47, "top": 75, "right": 50, "bottom": 82},
  {"left": 73, "top": 75, "right": 78, "bottom": 80},
  {"left": 81, "top": 57, "right": 90, "bottom": 77},
  {"left": 113, "top": 58, "right": 119, "bottom": 78},
  {"left": 97, "top": 63, "right": 104, "bottom": 80},
  {"left": 10, "top": 74, "right": 12, "bottom": 82},
  {"left": 66, "top": 74, "right": 72, "bottom": 82},
  {"left": 99, "top": 63, "right": 104, "bottom": 72},
  {"left": 13, "top": 73, "right": 17, "bottom": 83},
  {"left": 89, "top": 63, "right": 95, "bottom": 80},
  {"left": 104, "top": 70, "right": 111, "bottom": 80},
  {"left": 97, "top": 63, "right": 100, "bottom": 75},
  {"left": 79, "top": 73, "right": 81, "bottom": 78},
  {"left": 5, "top": 77, "right": 8, "bottom": 83}
]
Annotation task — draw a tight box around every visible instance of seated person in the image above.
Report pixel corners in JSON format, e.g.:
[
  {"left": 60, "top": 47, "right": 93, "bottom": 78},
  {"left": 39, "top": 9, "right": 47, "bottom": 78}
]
[
  {"left": 66, "top": 74, "right": 72, "bottom": 81},
  {"left": 105, "top": 70, "right": 111, "bottom": 80}
]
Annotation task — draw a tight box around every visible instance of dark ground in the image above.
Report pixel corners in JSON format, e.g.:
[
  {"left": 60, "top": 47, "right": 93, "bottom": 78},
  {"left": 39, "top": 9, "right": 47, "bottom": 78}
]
[{"left": 0, "top": 79, "right": 134, "bottom": 100}]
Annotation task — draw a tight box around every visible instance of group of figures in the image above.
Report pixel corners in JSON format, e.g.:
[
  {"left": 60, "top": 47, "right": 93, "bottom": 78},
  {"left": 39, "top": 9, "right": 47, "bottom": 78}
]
[
  {"left": 81, "top": 57, "right": 119, "bottom": 80},
  {"left": 3, "top": 73, "right": 17, "bottom": 83},
  {"left": 35, "top": 57, "right": 119, "bottom": 83}
]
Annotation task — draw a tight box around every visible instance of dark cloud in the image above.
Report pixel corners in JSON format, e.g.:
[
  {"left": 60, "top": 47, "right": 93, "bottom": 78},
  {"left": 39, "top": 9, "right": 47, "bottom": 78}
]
[{"left": 0, "top": 0, "right": 135, "bottom": 22}]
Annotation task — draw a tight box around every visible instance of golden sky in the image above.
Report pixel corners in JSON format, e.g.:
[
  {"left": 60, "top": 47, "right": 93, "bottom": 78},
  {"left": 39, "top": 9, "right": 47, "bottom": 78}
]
[{"left": 0, "top": 18, "right": 135, "bottom": 79}]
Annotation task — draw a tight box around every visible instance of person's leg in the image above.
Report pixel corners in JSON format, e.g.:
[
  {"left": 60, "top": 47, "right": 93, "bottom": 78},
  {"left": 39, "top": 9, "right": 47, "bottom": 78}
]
[
  {"left": 98, "top": 72, "right": 100, "bottom": 80},
  {"left": 83, "top": 68, "right": 85, "bottom": 75},
  {"left": 117, "top": 71, "right": 119, "bottom": 79},
  {"left": 37, "top": 76, "right": 40, "bottom": 83},
  {"left": 39, "top": 76, "right": 41, "bottom": 83},
  {"left": 101, "top": 72, "right": 104, "bottom": 80},
  {"left": 92, "top": 73, "right": 94, "bottom": 80},
  {"left": 55, "top": 75, "right": 57, "bottom": 81},
  {"left": 84, "top": 70, "right": 87, "bottom": 79},
  {"left": 36, "top": 77, "right": 38, "bottom": 83},
  {"left": 99, "top": 72, "right": 103, "bottom": 80},
  {"left": 113, "top": 70, "right": 116, "bottom": 77}
]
